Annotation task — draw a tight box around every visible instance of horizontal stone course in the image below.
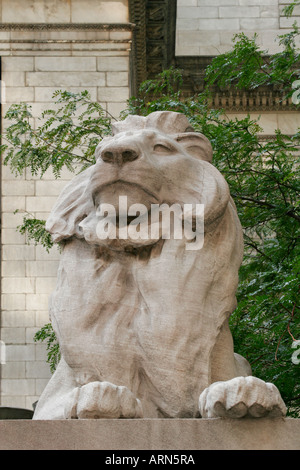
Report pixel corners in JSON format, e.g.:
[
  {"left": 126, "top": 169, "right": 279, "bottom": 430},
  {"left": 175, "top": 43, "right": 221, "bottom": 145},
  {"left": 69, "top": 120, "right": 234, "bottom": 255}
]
[
  {"left": 26, "top": 72, "right": 106, "bottom": 87},
  {"left": 1, "top": 0, "right": 71, "bottom": 23},
  {"left": 2, "top": 261, "right": 26, "bottom": 278},
  {"left": 106, "top": 71, "right": 129, "bottom": 87},
  {"left": 240, "top": 18, "right": 279, "bottom": 29},
  {"left": 280, "top": 16, "right": 300, "bottom": 28},
  {"left": 177, "top": 6, "right": 218, "bottom": 18},
  {"left": 2, "top": 245, "right": 35, "bottom": 261},
  {"left": 25, "top": 361, "right": 52, "bottom": 379},
  {"left": 97, "top": 86, "right": 129, "bottom": 102},
  {"left": 1, "top": 361, "right": 26, "bottom": 379},
  {"left": 34, "top": 56, "right": 97, "bottom": 72},
  {"left": 25, "top": 196, "right": 60, "bottom": 212},
  {"left": 35, "top": 311, "right": 51, "bottom": 328},
  {"left": 1, "top": 294, "right": 26, "bottom": 311},
  {"left": 1, "top": 229, "right": 26, "bottom": 245},
  {"left": 25, "top": 294, "right": 50, "bottom": 311},
  {"left": 2, "top": 196, "right": 26, "bottom": 212},
  {"left": 219, "top": 6, "right": 260, "bottom": 17},
  {"left": 241, "top": 0, "right": 278, "bottom": 4},
  {"left": 197, "top": 0, "right": 239, "bottom": 5},
  {"left": 0, "top": 419, "right": 299, "bottom": 450},
  {"left": 3, "top": 71, "right": 26, "bottom": 87},
  {"left": 2, "top": 180, "right": 35, "bottom": 196},
  {"left": 0, "top": 0, "right": 129, "bottom": 24},
  {"left": 1, "top": 327, "right": 26, "bottom": 344},
  {"left": 2, "top": 277, "right": 35, "bottom": 294},
  {"left": 5, "top": 345, "right": 35, "bottom": 362},
  {"left": 97, "top": 56, "right": 129, "bottom": 71},
  {"left": 1, "top": 311, "right": 36, "bottom": 327},
  {"left": 35, "top": 180, "right": 68, "bottom": 196},
  {"left": 25, "top": 261, "right": 59, "bottom": 278},
  {"left": 260, "top": 7, "right": 279, "bottom": 18},
  {"left": 177, "top": 0, "right": 198, "bottom": 5},
  {"left": 2, "top": 57, "right": 34, "bottom": 71},
  {"left": 1, "top": 378, "right": 36, "bottom": 396},
  {"left": 198, "top": 18, "right": 240, "bottom": 30}
]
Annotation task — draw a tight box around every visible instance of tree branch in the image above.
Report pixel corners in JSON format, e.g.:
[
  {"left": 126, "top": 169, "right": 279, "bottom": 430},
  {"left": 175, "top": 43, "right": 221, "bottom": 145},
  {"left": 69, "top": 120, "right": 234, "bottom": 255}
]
[{"left": 232, "top": 193, "right": 300, "bottom": 223}]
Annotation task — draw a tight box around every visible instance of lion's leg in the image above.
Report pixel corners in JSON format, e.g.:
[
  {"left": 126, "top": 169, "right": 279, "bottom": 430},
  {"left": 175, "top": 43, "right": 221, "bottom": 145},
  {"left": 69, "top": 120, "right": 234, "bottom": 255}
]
[
  {"left": 210, "top": 319, "right": 251, "bottom": 383},
  {"left": 202, "top": 321, "right": 286, "bottom": 419},
  {"left": 33, "top": 356, "right": 143, "bottom": 420},
  {"left": 33, "top": 357, "right": 79, "bottom": 419}
]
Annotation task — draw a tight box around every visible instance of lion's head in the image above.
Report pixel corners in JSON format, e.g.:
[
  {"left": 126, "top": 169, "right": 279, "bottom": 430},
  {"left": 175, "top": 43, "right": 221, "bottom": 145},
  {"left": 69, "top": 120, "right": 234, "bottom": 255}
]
[{"left": 46, "top": 111, "right": 231, "bottom": 253}]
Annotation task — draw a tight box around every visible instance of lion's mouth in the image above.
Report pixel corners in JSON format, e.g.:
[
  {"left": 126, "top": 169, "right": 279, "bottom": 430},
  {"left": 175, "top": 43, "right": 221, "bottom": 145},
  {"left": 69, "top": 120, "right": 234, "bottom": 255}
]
[
  {"left": 93, "top": 180, "right": 160, "bottom": 209},
  {"left": 115, "top": 214, "right": 143, "bottom": 227}
]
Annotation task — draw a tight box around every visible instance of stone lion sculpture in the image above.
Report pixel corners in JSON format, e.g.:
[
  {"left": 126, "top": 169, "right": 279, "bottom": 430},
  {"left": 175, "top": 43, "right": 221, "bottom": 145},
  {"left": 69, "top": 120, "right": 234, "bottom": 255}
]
[{"left": 33, "top": 111, "right": 286, "bottom": 420}]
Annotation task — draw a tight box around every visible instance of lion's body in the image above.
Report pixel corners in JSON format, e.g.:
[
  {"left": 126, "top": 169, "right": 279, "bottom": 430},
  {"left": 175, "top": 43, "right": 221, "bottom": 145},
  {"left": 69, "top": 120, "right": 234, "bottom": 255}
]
[
  {"left": 33, "top": 111, "right": 271, "bottom": 420},
  {"left": 44, "top": 196, "right": 243, "bottom": 418}
]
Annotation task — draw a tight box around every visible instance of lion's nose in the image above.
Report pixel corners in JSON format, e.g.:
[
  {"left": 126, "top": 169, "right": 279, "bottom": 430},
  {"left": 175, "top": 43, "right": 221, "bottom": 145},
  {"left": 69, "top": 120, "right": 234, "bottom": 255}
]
[{"left": 100, "top": 146, "right": 139, "bottom": 166}]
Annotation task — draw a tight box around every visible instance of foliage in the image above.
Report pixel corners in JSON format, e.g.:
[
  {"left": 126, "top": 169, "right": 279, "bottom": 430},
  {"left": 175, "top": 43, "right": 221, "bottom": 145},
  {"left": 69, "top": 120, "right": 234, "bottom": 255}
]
[
  {"left": 1, "top": 6, "right": 299, "bottom": 416},
  {"left": 282, "top": 0, "right": 300, "bottom": 18},
  {"left": 204, "top": 29, "right": 300, "bottom": 97},
  {"left": 1, "top": 90, "right": 112, "bottom": 179},
  {"left": 34, "top": 323, "right": 61, "bottom": 374},
  {"left": 15, "top": 211, "right": 55, "bottom": 252},
  {"left": 204, "top": 0, "right": 300, "bottom": 98}
]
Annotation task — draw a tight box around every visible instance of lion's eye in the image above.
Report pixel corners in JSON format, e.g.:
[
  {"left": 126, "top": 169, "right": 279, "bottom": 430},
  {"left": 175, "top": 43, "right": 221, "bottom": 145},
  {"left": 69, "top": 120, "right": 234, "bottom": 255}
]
[{"left": 153, "top": 143, "right": 173, "bottom": 154}]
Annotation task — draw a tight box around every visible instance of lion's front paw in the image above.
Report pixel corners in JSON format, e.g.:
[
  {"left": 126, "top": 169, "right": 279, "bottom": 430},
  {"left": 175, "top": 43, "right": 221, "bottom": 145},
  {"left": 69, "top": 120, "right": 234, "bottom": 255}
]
[
  {"left": 72, "top": 381, "right": 143, "bottom": 419},
  {"left": 199, "top": 376, "right": 286, "bottom": 419}
]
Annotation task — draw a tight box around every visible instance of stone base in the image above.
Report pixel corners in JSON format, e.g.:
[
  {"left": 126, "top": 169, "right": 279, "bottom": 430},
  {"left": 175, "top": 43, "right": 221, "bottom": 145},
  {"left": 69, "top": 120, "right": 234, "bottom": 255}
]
[{"left": 0, "top": 418, "right": 299, "bottom": 450}]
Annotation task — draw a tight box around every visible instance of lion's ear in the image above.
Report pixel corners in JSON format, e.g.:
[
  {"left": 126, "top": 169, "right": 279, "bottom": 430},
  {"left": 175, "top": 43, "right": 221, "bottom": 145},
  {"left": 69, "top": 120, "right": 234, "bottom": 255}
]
[
  {"left": 45, "top": 166, "right": 94, "bottom": 243},
  {"left": 176, "top": 132, "right": 213, "bottom": 163}
]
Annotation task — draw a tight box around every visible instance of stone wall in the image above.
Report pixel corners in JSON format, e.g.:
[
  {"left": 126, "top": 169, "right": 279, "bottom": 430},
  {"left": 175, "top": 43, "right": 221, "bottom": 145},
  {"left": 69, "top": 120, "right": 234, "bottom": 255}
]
[
  {"left": 225, "top": 111, "right": 300, "bottom": 137},
  {"left": 176, "top": 0, "right": 300, "bottom": 56},
  {"left": 0, "top": 0, "right": 128, "bottom": 23},
  {"left": 0, "top": 0, "right": 131, "bottom": 409},
  {"left": 176, "top": 0, "right": 300, "bottom": 137}
]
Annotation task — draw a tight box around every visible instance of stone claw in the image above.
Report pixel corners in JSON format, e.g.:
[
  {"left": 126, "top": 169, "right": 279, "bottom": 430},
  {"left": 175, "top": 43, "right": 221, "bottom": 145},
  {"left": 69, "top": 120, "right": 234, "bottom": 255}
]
[
  {"left": 199, "top": 376, "right": 287, "bottom": 419},
  {"left": 65, "top": 381, "right": 143, "bottom": 419}
]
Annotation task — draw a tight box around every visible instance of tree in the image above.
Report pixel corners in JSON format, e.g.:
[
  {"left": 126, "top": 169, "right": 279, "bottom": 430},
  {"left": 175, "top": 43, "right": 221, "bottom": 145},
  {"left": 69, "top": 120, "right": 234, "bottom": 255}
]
[{"left": 1, "top": 6, "right": 299, "bottom": 416}]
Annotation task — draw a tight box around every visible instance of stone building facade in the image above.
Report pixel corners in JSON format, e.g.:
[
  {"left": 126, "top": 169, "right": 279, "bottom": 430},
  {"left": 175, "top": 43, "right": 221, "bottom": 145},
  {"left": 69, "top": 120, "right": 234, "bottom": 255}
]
[
  {"left": 0, "top": 0, "right": 299, "bottom": 409},
  {"left": 176, "top": 0, "right": 300, "bottom": 136}
]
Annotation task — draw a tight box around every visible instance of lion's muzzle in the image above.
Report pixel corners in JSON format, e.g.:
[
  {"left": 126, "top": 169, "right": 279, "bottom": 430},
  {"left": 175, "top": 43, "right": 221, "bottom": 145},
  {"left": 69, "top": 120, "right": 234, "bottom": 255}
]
[{"left": 100, "top": 141, "right": 140, "bottom": 167}]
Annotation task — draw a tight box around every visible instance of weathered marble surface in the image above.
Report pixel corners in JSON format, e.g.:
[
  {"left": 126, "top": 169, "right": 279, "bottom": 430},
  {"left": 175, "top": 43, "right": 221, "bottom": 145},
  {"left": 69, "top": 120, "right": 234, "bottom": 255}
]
[
  {"left": 2, "top": 419, "right": 300, "bottom": 450},
  {"left": 33, "top": 111, "right": 286, "bottom": 420}
]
